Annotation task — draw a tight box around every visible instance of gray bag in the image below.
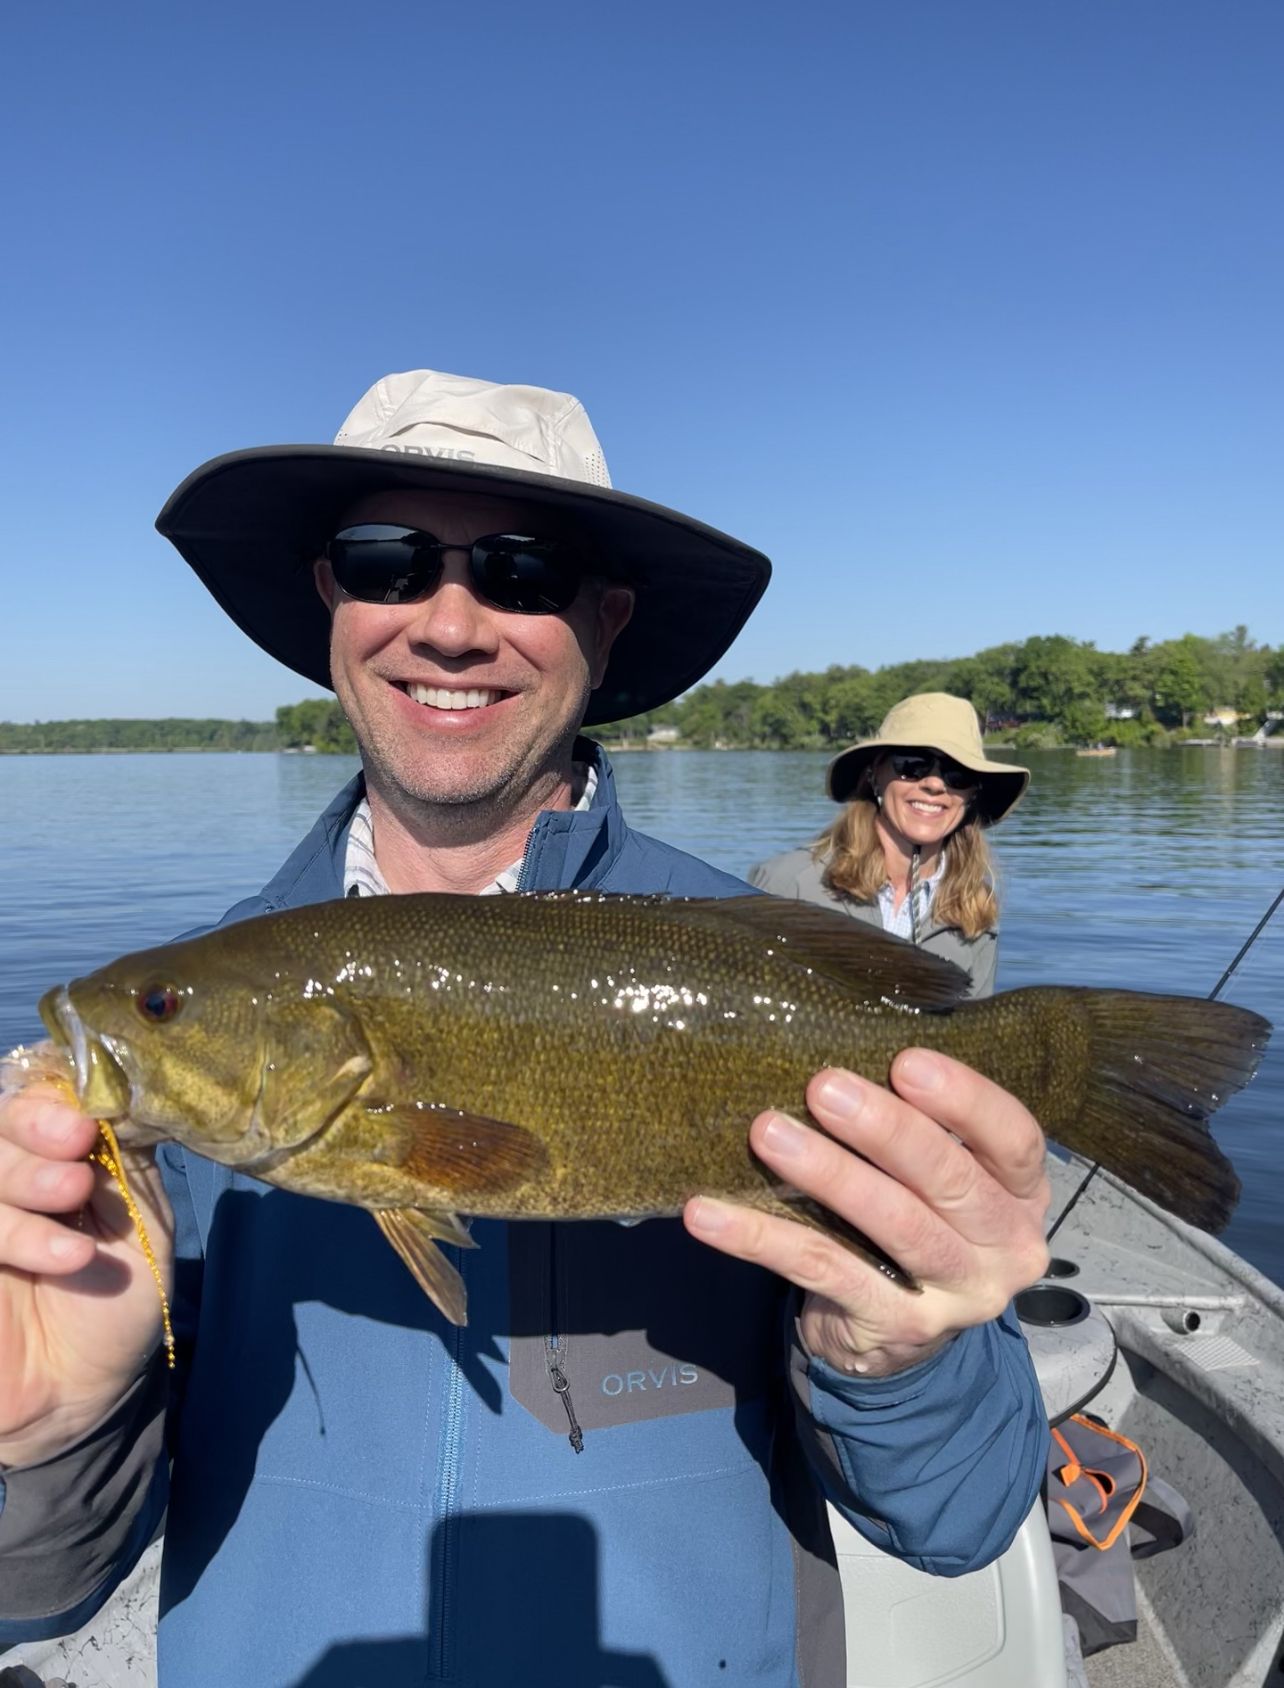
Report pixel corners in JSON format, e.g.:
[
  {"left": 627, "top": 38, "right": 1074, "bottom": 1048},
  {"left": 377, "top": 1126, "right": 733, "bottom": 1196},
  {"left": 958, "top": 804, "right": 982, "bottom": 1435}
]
[{"left": 1046, "top": 1412, "right": 1193, "bottom": 1656}]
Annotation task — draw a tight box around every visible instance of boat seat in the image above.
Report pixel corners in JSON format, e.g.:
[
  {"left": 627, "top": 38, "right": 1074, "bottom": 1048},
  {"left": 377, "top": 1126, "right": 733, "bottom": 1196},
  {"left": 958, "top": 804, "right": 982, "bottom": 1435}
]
[{"left": 831, "top": 1499, "right": 1067, "bottom": 1688}]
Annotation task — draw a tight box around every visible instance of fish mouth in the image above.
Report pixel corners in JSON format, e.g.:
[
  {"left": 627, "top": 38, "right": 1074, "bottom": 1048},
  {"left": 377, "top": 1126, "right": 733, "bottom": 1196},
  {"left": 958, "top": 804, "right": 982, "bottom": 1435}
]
[{"left": 39, "top": 985, "right": 132, "bottom": 1121}]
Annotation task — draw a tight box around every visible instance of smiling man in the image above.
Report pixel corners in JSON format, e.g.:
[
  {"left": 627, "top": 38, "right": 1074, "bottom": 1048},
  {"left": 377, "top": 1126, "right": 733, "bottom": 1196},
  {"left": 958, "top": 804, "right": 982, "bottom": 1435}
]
[
  {"left": 314, "top": 489, "right": 635, "bottom": 892},
  {"left": 0, "top": 370, "right": 1050, "bottom": 1688}
]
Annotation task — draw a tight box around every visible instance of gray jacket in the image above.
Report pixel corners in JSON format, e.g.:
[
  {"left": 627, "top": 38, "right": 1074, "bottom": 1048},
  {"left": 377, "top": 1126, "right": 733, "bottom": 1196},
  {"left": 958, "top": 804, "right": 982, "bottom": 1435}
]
[{"left": 747, "top": 847, "right": 998, "bottom": 998}]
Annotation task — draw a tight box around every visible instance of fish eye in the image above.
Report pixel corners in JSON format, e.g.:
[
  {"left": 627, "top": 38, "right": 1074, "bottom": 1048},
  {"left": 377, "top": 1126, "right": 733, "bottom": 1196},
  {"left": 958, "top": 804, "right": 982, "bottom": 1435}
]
[{"left": 138, "top": 985, "right": 183, "bottom": 1024}]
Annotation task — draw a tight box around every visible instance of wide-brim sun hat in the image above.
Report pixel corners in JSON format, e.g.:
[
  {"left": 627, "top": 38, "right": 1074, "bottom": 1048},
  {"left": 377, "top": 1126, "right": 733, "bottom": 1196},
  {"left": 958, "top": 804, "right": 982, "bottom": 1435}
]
[
  {"left": 155, "top": 369, "right": 771, "bottom": 726},
  {"left": 826, "top": 693, "right": 1030, "bottom": 826}
]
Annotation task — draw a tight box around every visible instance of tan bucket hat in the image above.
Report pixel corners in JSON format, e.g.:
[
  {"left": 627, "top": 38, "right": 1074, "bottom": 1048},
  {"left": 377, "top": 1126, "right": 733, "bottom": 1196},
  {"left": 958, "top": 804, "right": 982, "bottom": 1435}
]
[
  {"left": 155, "top": 370, "right": 770, "bottom": 727},
  {"left": 826, "top": 693, "right": 1030, "bottom": 826}
]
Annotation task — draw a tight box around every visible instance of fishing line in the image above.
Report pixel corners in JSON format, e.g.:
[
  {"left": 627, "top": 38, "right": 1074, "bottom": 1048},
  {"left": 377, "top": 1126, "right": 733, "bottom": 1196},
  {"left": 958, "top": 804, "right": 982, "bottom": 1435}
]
[{"left": 1045, "top": 880, "right": 1284, "bottom": 1245}]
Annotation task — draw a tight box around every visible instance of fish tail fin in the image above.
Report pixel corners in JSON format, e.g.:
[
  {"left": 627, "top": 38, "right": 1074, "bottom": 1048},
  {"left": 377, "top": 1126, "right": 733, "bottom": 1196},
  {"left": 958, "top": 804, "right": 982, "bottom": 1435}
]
[{"left": 1041, "top": 990, "right": 1269, "bottom": 1233}]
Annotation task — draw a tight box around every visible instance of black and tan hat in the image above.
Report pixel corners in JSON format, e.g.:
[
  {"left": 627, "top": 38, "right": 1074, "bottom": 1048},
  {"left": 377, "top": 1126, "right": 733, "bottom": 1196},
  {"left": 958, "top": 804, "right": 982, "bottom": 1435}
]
[
  {"left": 826, "top": 693, "right": 1030, "bottom": 826},
  {"left": 155, "top": 369, "right": 771, "bottom": 726}
]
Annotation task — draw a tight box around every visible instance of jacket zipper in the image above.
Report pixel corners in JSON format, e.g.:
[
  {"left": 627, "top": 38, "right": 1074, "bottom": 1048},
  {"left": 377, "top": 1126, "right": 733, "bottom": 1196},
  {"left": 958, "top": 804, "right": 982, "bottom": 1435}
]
[
  {"left": 513, "top": 818, "right": 543, "bottom": 893},
  {"left": 545, "top": 1226, "right": 584, "bottom": 1453},
  {"left": 517, "top": 821, "right": 584, "bottom": 1452},
  {"left": 431, "top": 1262, "right": 466, "bottom": 1679}
]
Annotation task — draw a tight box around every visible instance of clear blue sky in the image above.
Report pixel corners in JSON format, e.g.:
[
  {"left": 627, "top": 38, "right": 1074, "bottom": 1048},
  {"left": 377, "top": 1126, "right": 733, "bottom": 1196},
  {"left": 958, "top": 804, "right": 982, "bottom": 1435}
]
[{"left": 1, "top": 1, "right": 1280, "bottom": 721}]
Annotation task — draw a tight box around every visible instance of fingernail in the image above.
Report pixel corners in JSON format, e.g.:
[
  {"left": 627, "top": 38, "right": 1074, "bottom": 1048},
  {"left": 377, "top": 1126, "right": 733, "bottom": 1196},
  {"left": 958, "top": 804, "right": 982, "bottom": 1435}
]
[
  {"left": 761, "top": 1114, "right": 809, "bottom": 1158},
  {"left": 686, "top": 1198, "right": 730, "bottom": 1237},
  {"left": 34, "top": 1163, "right": 69, "bottom": 1193},
  {"left": 35, "top": 1106, "right": 79, "bottom": 1146},
  {"left": 814, "top": 1072, "right": 864, "bottom": 1122},
  {"left": 48, "top": 1231, "right": 86, "bottom": 1260},
  {"left": 898, "top": 1050, "right": 944, "bottom": 1092}
]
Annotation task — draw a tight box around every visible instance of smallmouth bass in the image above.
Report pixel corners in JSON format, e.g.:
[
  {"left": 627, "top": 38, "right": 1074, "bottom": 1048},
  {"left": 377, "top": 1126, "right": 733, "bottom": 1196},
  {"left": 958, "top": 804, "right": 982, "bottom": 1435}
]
[{"left": 28, "top": 892, "right": 1270, "bottom": 1324}]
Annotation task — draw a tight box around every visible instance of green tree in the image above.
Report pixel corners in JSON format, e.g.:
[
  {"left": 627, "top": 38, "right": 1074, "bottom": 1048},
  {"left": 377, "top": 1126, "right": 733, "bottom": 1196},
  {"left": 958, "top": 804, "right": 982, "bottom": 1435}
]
[
  {"left": 275, "top": 700, "right": 358, "bottom": 753},
  {"left": 1151, "top": 636, "right": 1207, "bottom": 729},
  {"left": 1009, "top": 636, "right": 1100, "bottom": 721},
  {"left": 1060, "top": 701, "right": 1109, "bottom": 746}
]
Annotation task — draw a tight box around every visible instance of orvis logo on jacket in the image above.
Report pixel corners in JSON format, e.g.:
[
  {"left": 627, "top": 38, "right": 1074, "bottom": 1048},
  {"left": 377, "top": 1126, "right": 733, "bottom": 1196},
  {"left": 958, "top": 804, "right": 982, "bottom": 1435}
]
[{"left": 507, "top": 1219, "right": 787, "bottom": 1434}]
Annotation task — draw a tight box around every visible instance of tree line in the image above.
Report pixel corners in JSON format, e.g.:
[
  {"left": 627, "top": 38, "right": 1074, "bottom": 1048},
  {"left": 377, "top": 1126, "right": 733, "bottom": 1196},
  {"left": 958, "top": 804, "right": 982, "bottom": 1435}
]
[
  {"left": 594, "top": 627, "right": 1284, "bottom": 750},
  {"left": 0, "top": 718, "right": 280, "bottom": 753},
  {"left": 2, "top": 630, "right": 1279, "bottom": 754},
  {"left": 0, "top": 705, "right": 355, "bottom": 755}
]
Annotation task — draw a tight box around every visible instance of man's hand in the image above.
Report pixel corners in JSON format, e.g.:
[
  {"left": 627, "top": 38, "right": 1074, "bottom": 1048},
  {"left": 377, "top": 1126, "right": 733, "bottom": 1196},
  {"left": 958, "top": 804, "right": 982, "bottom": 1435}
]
[
  {"left": 0, "top": 1087, "right": 173, "bottom": 1468},
  {"left": 684, "top": 1053, "right": 1050, "bottom": 1377}
]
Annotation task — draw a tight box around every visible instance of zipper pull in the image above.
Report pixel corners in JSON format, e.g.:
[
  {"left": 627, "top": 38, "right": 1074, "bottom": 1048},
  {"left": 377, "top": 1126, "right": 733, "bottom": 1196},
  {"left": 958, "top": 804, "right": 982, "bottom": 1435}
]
[{"left": 548, "top": 1362, "right": 585, "bottom": 1454}]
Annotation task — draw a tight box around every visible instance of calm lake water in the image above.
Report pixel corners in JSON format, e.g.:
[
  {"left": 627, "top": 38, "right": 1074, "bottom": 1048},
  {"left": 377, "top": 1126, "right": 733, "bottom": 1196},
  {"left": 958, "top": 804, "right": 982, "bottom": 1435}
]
[{"left": 1, "top": 748, "right": 1280, "bottom": 1280}]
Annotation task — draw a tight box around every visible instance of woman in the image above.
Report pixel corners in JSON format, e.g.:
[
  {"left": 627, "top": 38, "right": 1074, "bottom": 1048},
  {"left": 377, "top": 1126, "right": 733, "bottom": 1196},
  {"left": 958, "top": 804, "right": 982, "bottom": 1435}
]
[{"left": 749, "top": 693, "right": 1028, "bottom": 997}]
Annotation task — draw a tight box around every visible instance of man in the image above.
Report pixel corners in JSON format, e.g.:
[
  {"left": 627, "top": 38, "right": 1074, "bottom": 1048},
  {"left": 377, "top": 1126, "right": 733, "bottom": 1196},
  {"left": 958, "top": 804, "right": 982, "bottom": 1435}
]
[{"left": 0, "top": 371, "right": 1050, "bottom": 1687}]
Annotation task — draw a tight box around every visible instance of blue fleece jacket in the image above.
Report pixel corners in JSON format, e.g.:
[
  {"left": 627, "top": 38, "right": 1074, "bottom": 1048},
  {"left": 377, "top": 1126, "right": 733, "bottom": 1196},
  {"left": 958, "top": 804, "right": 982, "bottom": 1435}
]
[{"left": 2, "top": 750, "right": 1047, "bottom": 1687}]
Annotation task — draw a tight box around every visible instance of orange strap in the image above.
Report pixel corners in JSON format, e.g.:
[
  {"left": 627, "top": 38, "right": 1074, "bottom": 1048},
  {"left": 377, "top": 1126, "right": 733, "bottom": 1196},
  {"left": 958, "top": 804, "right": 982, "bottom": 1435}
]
[{"left": 1050, "top": 1416, "right": 1147, "bottom": 1552}]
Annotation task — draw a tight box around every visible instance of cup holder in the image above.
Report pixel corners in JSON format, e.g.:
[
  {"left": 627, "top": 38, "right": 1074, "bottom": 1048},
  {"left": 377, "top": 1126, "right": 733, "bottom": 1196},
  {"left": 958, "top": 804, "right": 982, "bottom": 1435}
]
[
  {"left": 1043, "top": 1257, "right": 1080, "bottom": 1280},
  {"left": 1015, "top": 1285, "right": 1091, "bottom": 1328}
]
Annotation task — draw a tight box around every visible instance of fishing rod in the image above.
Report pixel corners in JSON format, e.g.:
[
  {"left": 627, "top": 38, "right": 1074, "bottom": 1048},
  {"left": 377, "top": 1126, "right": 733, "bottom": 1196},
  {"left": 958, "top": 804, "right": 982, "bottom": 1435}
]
[{"left": 1044, "top": 880, "right": 1284, "bottom": 1244}]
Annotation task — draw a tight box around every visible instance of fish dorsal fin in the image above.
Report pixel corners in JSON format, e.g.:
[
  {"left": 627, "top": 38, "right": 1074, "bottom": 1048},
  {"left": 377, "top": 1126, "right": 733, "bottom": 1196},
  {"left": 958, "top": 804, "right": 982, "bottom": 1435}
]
[
  {"left": 665, "top": 896, "right": 972, "bottom": 1010},
  {"left": 372, "top": 1208, "right": 472, "bottom": 1325},
  {"left": 513, "top": 889, "right": 971, "bottom": 1009}
]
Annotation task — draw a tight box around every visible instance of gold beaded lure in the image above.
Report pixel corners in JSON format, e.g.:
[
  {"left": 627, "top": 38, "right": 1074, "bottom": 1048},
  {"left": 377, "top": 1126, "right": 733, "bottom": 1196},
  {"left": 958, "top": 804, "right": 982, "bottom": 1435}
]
[
  {"left": 0, "top": 1047, "right": 175, "bottom": 1371},
  {"left": 91, "top": 1121, "right": 176, "bottom": 1371}
]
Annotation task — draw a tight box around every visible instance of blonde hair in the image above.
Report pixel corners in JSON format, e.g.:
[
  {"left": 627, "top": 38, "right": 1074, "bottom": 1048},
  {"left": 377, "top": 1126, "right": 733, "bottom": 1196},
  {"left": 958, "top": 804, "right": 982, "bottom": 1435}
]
[{"left": 812, "top": 781, "right": 999, "bottom": 939}]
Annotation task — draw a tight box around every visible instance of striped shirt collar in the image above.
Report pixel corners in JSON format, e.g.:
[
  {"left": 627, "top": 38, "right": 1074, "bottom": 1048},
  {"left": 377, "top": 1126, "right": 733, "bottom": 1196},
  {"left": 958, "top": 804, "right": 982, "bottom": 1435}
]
[
  {"left": 343, "top": 761, "right": 599, "bottom": 899},
  {"left": 876, "top": 851, "right": 946, "bottom": 943}
]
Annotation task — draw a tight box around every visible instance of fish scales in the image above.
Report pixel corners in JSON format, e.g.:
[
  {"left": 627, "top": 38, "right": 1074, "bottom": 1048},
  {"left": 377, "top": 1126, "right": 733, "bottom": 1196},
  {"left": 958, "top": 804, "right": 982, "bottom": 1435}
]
[{"left": 28, "top": 891, "right": 1272, "bottom": 1324}]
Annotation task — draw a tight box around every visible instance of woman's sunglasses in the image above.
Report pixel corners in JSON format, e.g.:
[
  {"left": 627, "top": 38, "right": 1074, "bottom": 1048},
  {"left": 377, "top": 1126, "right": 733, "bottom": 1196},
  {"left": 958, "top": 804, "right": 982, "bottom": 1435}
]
[
  {"left": 324, "top": 524, "right": 587, "bottom": 615},
  {"left": 887, "top": 751, "right": 978, "bottom": 792}
]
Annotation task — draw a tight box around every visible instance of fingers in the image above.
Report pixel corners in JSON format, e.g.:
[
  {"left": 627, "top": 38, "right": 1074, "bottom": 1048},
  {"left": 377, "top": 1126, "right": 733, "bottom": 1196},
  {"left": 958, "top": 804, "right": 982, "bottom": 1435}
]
[
  {"left": 684, "top": 1192, "right": 898, "bottom": 1305},
  {"left": 750, "top": 1102, "right": 976, "bottom": 1287},
  {"left": 1, "top": 1089, "right": 102, "bottom": 1164},
  {"left": 685, "top": 1058, "right": 1050, "bottom": 1311},
  {"left": 808, "top": 1067, "right": 988, "bottom": 1221},
  {"left": 0, "top": 1090, "right": 101, "bottom": 1274},
  {"left": 0, "top": 1202, "right": 97, "bottom": 1274},
  {"left": 0, "top": 1137, "right": 96, "bottom": 1214},
  {"left": 888, "top": 1050, "right": 1049, "bottom": 1204}
]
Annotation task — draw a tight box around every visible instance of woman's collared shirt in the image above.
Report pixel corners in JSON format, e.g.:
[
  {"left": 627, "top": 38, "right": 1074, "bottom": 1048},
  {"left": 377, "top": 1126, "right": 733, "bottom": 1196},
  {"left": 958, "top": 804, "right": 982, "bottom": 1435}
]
[
  {"left": 876, "top": 853, "right": 945, "bottom": 942},
  {"left": 747, "top": 846, "right": 998, "bottom": 999}
]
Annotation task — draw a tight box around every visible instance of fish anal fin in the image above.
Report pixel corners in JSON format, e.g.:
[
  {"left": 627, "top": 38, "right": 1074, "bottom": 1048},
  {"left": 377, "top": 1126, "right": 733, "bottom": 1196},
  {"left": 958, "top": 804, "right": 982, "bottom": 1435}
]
[
  {"left": 681, "top": 896, "right": 972, "bottom": 1010},
  {"left": 365, "top": 1101, "right": 548, "bottom": 1194},
  {"left": 372, "top": 1207, "right": 471, "bottom": 1325}
]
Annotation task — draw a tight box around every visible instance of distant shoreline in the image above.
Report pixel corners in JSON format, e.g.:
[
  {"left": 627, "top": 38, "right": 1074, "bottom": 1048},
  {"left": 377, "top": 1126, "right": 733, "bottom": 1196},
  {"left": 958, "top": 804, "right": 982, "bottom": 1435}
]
[
  {"left": 3, "top": 741, "right": 1280, "bottom": 757},
  {"left": 0, "top": 746, "right": 285, "bottom": 755},
  {"left": 5, "top": 625, "right": 1279, "bottom": 756}
]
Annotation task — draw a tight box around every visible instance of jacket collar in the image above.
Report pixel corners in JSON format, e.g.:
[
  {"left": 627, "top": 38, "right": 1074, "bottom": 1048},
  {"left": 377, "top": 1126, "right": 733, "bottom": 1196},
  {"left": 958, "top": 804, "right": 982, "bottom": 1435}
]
[{"left": 256, "top": 738, "right": 626, "bottom": 912}]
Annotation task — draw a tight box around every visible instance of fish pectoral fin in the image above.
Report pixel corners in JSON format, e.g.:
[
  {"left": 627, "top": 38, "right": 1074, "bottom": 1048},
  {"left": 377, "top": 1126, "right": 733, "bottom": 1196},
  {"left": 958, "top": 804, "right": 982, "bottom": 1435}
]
[
  {"left": 365, "top": 1102, "right": 548, "bottom": 1194},
  {"left": 677, "top": 896, "right": 972, "bottom": 1009},
  {"left": 372, "top": 1208, "right": 470, "bottom": 1326},
  {"left": 257, "top": 1000, "right": 373, "bottom": 1150}
]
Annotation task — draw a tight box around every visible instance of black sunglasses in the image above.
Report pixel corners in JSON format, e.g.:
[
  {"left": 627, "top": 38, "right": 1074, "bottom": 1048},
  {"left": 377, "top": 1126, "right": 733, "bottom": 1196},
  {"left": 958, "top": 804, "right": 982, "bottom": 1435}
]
[
  {"left": 325, "top": 524, "right": 587, "bottom": 615},
  {"left": 887, "top": 751, "right": 978, "bottom": 792}
]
